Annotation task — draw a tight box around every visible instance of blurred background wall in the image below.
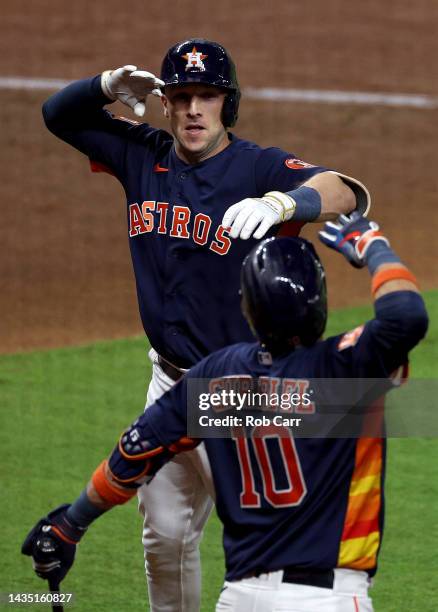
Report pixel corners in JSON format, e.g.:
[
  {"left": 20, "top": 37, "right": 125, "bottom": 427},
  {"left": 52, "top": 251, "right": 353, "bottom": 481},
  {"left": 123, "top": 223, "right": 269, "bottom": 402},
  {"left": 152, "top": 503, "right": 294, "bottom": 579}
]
[{"left": 2, "top": 0, "right": 437, "bottom": 352}]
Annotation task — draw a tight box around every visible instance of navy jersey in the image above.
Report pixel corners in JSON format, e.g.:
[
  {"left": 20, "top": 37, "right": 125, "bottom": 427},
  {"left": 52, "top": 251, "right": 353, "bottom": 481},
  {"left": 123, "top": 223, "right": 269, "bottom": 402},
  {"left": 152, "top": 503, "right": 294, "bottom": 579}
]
[
  {"left": 138, "top": 291, "right": 428, "bottom": 580},
  {"left": 43, "top": 77, "right": 328, "bottom": 367}
]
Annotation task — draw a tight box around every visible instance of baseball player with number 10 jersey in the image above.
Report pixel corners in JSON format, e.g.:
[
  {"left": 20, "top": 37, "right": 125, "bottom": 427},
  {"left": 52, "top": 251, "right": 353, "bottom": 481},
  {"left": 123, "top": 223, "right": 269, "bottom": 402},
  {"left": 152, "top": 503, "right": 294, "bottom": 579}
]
[
  {"left": 22, "top": 215, "right": 428, "bottom": 611},
  {"left": 41, "top": 39, "right": 370, "bottom": 610}
]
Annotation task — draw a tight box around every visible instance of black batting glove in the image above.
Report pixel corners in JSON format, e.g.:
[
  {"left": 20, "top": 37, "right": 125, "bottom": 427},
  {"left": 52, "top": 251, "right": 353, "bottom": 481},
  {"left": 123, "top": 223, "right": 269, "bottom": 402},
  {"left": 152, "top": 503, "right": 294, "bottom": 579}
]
[
  {"left": 22, "top": 504, "right": 86, "bottom": 585},
  {"left": 318, "top": 212, "right": 389, "bottom": 268}
]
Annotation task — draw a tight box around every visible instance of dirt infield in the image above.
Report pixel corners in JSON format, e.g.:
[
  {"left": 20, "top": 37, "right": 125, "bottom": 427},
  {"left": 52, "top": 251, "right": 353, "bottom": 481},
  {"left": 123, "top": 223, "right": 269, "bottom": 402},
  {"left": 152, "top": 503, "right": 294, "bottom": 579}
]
[{"left": 1, "top": 1, "right": 437, "bottom": 352}]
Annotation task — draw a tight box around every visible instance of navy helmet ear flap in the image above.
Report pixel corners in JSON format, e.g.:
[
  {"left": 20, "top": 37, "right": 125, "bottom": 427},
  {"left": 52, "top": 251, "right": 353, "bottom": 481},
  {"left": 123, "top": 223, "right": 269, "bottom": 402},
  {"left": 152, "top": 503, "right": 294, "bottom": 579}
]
[
  {"left": 161, "top": 38, "right": 240, "bottom": 127},
  {"left": 222, "top": 89, "right": 241, "bottom": 127}
]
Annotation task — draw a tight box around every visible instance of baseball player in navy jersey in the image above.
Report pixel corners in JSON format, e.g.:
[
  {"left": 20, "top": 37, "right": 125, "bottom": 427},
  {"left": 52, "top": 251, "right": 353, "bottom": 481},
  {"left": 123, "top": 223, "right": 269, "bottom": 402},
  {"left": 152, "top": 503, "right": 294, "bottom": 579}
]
[
  {"left": 22, "top": 214, "right": 428, "bottom": 610},
  {"left": 41, "top": 39, "right": 371, "bottom": 610}
]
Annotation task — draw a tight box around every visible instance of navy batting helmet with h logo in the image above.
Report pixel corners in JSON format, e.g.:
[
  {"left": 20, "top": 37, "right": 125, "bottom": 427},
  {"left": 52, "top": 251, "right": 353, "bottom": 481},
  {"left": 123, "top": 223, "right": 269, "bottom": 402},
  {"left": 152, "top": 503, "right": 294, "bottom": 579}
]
[
  {"left": 241, "top": 237, "right": 328, "bottom": 354},
  {"left": 160, "top": 38, "right": 241, "bottom": 127}
]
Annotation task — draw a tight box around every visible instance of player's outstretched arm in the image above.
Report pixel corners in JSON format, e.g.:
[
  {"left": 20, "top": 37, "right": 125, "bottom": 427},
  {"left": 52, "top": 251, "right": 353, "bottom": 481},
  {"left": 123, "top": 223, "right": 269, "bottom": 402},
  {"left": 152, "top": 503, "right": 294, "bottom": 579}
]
[
  {"left": 319, "top": 212, "right": 429, "bottom": 353},
  {"left": 222, "top": 171, "right": 368, "bottom": 240},
  {"left": 21, "top": 404, "right": 197, "bottom": 586}
]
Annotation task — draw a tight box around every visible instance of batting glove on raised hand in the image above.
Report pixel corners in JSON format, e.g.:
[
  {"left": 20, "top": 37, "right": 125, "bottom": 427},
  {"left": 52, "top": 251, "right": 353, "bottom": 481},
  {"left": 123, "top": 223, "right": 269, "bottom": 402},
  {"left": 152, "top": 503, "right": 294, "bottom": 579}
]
[
  {"left": 222, "top": 192, "right": 296, "bottom": 240},
  {"left": 101, "top": 65, "right": 164, "bottom": 117},
  {"left": 318, "top": 211, "right": 389, "bottom": 268},
  {"left": 22, "top": 504, "right": 86, "bottom": 585}
]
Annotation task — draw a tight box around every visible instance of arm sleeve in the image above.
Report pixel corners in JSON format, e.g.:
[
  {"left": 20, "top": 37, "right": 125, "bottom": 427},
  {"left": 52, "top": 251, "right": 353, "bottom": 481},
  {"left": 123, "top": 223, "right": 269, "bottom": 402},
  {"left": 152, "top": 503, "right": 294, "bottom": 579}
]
[
  {"left": 42, "top": 75, "right": 162, "bottom": 177},
  {"left": 103, "top": 365, "right": 207, "bottom": 493},
  {"left": 331, "top": 291, "right": 429, "bottom": 378}
]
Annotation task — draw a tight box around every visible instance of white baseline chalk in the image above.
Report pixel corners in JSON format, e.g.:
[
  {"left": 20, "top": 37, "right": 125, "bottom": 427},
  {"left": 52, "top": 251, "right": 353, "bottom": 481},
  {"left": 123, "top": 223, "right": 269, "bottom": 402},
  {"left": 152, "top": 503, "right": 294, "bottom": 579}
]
[
  {"left": 0, "top": 76, "right": 437, "bottom": 109},
  {"left": 244, "top": 86, "right": 438, "bottom": 109},
  {"left": 0, "top": 76, "right": 72, "bottom": 90}
]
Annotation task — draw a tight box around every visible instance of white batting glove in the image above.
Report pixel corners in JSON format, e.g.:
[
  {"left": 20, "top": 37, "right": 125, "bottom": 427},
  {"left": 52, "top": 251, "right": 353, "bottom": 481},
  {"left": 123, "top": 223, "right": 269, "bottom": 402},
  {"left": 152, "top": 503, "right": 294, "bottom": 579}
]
[
  {"left": 222, "top": 192, "right": 297, "bottom": 240},
  {"left": 101, "top": 65, "right": 164, "bottom": 117}
]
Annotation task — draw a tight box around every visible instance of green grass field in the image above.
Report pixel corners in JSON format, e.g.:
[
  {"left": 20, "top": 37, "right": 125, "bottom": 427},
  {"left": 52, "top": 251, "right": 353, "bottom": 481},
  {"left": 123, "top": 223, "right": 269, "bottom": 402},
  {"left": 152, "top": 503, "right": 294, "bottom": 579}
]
[{"left": 1, "top": 291, "right": 437, "bottom": 611}]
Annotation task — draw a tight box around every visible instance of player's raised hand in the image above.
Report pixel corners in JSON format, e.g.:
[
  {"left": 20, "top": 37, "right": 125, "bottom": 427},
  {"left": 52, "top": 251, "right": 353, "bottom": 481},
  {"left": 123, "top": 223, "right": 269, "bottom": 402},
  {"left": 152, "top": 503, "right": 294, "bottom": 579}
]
[
  {"left": 101, "top": 65, "right": 165, "bottom": 117},
  {"left": 318, "top": 212, "right": 389, "bottom": 268},
  {"left": 22, "top": 505, "right": 86, "bottom": 585},
  {"left": 222, "top": 192, "right": 295, "bottom": 240}
]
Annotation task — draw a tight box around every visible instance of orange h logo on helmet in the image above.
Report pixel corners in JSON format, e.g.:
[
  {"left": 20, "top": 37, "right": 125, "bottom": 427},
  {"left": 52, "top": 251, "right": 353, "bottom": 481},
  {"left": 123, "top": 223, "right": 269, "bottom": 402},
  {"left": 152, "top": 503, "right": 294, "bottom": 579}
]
[{"left": 182, "top": 47, "right": 208, "bottom": 70}]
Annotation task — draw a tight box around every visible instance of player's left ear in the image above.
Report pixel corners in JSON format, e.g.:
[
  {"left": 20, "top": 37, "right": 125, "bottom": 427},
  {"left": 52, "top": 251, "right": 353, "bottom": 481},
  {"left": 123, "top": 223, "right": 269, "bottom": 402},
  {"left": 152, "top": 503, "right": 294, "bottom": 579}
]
[{"left": 161, "top": 96, "right": 170, "bottom": 118}]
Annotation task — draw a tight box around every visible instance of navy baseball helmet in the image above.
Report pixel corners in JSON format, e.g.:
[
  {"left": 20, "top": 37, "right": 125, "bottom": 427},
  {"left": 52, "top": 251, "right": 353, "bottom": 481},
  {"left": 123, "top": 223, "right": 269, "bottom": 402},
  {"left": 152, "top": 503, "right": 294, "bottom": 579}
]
[
  {"left": 160, "top": 38, "right": 240, "bottom": 127},
  {"left": 241, "top": 237, "right": 327, "bottom": 354}
]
